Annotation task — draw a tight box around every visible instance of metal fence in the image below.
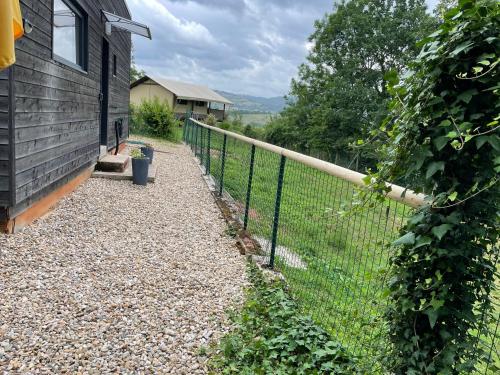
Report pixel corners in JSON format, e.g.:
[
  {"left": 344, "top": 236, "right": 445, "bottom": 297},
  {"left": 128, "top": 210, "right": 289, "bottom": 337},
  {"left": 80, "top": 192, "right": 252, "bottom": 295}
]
[{"left": 183, "top": 117, "right": 499, "bottom": 373}]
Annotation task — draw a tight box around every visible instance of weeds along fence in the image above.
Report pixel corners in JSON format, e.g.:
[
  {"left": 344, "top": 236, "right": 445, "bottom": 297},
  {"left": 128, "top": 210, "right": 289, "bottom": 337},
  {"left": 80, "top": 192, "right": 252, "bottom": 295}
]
[{"left": 183, "top": 118, "right": 499, "bottom": 373}]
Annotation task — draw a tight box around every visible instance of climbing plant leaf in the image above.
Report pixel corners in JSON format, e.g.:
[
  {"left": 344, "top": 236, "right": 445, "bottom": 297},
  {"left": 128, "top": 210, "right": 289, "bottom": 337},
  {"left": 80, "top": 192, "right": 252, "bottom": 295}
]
[
  {"left": 432, "top": 224, "right": 453, "bottom": 240},
  {"left": 367, "top": 0, "right": 500, "bottom": 372}
]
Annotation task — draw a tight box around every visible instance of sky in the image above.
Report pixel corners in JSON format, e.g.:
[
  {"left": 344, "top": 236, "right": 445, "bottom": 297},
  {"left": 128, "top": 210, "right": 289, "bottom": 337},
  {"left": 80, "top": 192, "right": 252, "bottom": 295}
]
[{"left": 128, "top": 0, "right": 439, "bottom": 98}]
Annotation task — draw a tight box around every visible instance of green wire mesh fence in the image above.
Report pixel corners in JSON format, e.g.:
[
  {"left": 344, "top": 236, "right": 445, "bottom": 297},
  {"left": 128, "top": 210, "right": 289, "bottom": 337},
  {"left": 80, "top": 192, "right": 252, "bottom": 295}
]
[{"left": 183, "top": 117, "right": 499, "bottom": 373}]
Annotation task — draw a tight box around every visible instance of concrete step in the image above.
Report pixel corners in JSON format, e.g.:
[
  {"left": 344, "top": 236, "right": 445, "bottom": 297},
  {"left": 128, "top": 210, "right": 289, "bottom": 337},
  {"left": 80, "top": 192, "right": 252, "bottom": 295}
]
[
  {"left": 91, "top": 163, "right": 157, "bottom": 183},
  {"left": 96, "top": 154, "right": 130, "bottom": 173},
  {"left": 99, "top": 145, "right": 108, "bottom": 159}
]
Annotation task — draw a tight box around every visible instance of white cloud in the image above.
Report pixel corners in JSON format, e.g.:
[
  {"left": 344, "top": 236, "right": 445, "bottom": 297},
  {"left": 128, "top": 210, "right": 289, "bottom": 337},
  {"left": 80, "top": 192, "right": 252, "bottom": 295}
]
[
  {"left": 129, "top": 0, "right": 217, "bottom": 46},
  {"left": 129, "top": 0, "right": 440, "bottom": 97}
]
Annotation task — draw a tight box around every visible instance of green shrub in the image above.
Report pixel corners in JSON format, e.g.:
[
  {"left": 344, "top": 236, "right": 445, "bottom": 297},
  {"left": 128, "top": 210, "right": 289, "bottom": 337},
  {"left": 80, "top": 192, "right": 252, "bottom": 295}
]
[
  {"left": 205, "top": 113, "right": 217, "bottom": 126},
  {"left": 130, "top": 97, "right": 180, "bottom": 142},
  {"left": 242, "top": 124, "right": 258, "bottom": 139},
  {"left": 129, "top": 103, "right": 139, "bottom": 131},
  {"left": 210, "top": 262, "right": 358, "bottom": 374}
]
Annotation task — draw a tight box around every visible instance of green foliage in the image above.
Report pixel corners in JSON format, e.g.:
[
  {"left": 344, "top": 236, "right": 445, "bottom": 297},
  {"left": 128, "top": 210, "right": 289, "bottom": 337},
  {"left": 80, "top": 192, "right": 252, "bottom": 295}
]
[
  {"left": 230, "top": 112, "right": 243, "bottom": 129},
  {"left": 205, "top": 113, "right": 217, "bottom": 126},
  {"left": 130, "top": 149, "right": 146, "bottom": 159},
  {"left": 194, "top": 126, "right": 409, "bottom": 371},
  {"left": 264, "top": 0, "right": 436, "bottom": 167},
  {"left": 130, "top": 46, "right": 145, "bottom": 83},
  {"left": 210, "top": 262, "right": 359, "bottom": 374},
  {"left": 218, "top": 116, "right": 245, "bottom": 134},
  {"left": 130, "top": 98, "right": 180, "bottom": 142},
  {"left": 213, "top": 116, "right": 264, "bottom": 139},
  {"left": 435, "top": 0, "right": 458, "bottom": 19},
  {"left": 242, "top": 124, "right": 259, "bottom": 139},
  {"left": 130, "top": 64, "right": 145, "bottom": 84},
  {"left": 371, "top": 0, "right": 499, "bottom": 373},
  {"left": 264, "top": 114, "right": 303, "bottom": 148}
]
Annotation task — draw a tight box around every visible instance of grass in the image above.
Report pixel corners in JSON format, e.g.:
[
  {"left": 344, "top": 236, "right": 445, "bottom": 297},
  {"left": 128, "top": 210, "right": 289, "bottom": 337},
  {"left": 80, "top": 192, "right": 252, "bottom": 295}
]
[
  {"left": 191, "top": 130, "right": 406, "bottom": 371},
  {"left": 187, "top": 126, "right": 499, "bottom": 373},
  {"left": 130, "top": 124, "right": 183, "bottom": 144}
]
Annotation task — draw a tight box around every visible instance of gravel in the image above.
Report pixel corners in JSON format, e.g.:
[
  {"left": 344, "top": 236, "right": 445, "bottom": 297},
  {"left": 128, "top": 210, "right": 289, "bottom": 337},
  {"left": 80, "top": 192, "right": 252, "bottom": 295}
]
[{"left": 0, "top": 139, "right": 247, "bottom": 373}]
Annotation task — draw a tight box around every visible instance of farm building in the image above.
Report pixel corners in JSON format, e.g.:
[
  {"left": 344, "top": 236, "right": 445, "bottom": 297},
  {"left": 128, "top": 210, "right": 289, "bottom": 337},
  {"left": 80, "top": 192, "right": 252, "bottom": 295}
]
[
  {"left": 0, "top": 0, "right": 150, "bottom": 232},
  {"left": 130, "top": 76, "right": 232, "bottom": 121}
]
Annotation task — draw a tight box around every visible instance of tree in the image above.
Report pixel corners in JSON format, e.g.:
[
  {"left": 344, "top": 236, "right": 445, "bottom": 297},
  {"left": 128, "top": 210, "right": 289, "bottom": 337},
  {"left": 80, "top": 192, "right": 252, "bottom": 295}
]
[
  {"left": 130, "top": 45, "right": 145, "bottom": 83},
  {"left": 267, "top": 0, "right": 436, "bottom": 167},
  {"left": 434, "top": 0, "right": 458, "bottom": 18},
  {"left": 130, "top": 64, "right": 145, "bottom": 83},
  {"left": 374, "top": 0, "right": 499, "bottom": 372}
]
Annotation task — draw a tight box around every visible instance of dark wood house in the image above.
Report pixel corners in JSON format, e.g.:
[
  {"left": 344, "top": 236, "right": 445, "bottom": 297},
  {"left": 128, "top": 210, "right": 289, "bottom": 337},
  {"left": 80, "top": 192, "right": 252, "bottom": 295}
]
[{"left": 0, "top": 0, "right": 150, "bottom": 232}]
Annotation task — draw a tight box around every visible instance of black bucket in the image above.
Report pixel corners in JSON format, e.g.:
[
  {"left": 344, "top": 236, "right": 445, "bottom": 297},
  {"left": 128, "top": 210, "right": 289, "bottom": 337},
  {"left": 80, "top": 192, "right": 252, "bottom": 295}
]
[
  {"left": 132, "top": 158, "right": 149, "bottom": 186},
  {"left": 141, "top": 146, "right": 154, "bottom": 164}
]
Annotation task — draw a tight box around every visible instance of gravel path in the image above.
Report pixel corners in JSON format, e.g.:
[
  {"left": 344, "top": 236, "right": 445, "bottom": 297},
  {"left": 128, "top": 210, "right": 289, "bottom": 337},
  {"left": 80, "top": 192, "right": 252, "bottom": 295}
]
[{"left": 0, "top": 139, "right": 246, "bottom": 373}]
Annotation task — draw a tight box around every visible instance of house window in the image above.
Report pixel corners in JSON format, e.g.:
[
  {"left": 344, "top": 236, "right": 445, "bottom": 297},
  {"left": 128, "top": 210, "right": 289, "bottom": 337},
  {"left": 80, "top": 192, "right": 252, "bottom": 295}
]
[
  {"left": 195, "top": 101, "right": 207, "bottom": 107},
  {"left": 53, "top": 0, "right": 87, "bottom": 70},
  {"left": 113, "top": 54, "right": 117, "bottom": 76},
  {"left": 176, "top": 99, "right": 188, "bottom": 105}
]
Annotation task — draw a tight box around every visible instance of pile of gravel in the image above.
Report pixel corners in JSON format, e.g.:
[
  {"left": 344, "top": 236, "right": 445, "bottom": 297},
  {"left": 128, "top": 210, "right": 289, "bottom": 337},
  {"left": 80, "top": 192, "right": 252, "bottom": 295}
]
[{"left": 0, "top": 139, "right": 247, "bottom": 373}]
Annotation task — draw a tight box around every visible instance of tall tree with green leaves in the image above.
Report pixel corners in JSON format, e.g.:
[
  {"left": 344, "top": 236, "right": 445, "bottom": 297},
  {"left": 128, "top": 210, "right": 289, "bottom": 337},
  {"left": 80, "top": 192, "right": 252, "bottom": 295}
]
[
  {"left": 265, "top": 0, "right": 436, "bottom": 166},
  {"left": 130, "top": 45, "right": 145, "bottom": 83},
  {"left": 435, "top": 0, "right": 458, "bottom": 18}
]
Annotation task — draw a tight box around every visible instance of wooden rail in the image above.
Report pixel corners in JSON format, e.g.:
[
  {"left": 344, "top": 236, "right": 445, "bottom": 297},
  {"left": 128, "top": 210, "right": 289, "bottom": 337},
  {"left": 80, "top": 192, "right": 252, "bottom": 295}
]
[{"left": 189, "top": 118, "right": 426, "bottom": 208}]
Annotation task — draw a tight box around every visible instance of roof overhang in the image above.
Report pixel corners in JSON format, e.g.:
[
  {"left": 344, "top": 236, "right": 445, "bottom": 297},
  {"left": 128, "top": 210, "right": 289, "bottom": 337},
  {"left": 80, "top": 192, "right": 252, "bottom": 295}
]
[
  {"left": 176, "top": 96, "right": 232, "bottom": 105},
  {"left": 102, "top": 11, "right": 152, "bottom": 39},
  {"left": 130, "top": 75, "right": 233, "bottom": 105}
]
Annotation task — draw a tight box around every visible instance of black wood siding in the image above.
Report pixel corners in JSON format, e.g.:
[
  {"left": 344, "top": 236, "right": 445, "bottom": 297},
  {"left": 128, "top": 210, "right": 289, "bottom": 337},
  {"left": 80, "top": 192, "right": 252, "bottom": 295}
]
[
  {"left": 0, "top": 68, "right": 10, "bottom": 205},
  {"left": 8, "top": 0, "right": 131, "bottom": 215}
]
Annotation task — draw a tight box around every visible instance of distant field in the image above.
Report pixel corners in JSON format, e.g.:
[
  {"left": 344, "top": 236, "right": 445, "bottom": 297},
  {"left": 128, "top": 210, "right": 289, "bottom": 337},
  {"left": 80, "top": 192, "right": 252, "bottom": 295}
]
[{"left": 229, "top": 112, "right": 272, "bottom": 127}]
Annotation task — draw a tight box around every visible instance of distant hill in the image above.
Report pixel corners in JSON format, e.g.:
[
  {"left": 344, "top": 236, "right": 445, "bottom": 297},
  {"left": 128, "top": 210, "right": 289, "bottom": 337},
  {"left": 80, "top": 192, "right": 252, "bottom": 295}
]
[{"left": 215, "top": 90, "right": 286, "bottom": 113}]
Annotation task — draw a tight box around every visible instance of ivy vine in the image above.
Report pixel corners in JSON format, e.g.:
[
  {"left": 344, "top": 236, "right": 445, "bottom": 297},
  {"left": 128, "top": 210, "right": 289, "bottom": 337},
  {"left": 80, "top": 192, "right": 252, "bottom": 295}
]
[{"left": 372, "top": 0, "right": 499, "bottom": 373}]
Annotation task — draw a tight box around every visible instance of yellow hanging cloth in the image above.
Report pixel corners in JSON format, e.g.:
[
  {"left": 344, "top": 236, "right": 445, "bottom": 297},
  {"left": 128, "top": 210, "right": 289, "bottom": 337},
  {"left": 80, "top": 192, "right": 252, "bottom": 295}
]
[{"left": 0, "top": 0, "right": 24, "bottom": 69}]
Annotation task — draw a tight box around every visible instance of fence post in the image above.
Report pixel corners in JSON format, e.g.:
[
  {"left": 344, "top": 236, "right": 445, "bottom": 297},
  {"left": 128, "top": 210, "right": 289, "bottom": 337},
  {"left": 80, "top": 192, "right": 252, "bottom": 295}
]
[
  {"left": 205, "top": 128, "right": 211, "bottom": 175},
  {"left": 189, "top": 121, "right": 193, "bottom": 150},
  {"left": 219, "top": 134, "right": 227, "bottom": 197},
  {"left": 243, "top": 145, "right": 256, "bottom": 230},
  {"left": 183, "top": 114, "right": 188, "bottom": 142},
  {"left": 189, "top": 120, "right": 194, "bottom": 150},
  {"left": 200, "top": 127, "right": 204, "bottom": 165},
  {"left": 186, "top": 112, "right": 192, "bottom": 145},
  {"left": 269, "top": 155, "right": 286, "bottom": 269},
  {"left": 194, "top": 123, "right": 199, "bottom": 156}
]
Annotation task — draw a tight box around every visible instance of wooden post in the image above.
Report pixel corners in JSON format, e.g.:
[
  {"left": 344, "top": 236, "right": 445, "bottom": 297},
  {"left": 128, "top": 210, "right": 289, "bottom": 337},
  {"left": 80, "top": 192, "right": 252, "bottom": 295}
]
[
  {"left": 187, "top": 119, "right": 427, "bottom": 208},
  {"left": 223, "top": 104, "right": 226, "bottom": 120}
]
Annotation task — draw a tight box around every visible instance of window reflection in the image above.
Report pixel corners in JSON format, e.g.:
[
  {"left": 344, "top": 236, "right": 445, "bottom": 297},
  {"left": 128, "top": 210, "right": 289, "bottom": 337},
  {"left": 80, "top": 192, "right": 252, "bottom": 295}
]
[{"left": 53, "top": 0, "right": 83, "bottom": 68}]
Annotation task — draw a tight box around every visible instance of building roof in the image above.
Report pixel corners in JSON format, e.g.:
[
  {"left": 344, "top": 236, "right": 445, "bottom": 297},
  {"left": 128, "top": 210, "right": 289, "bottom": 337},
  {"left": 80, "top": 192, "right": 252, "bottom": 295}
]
[{"left": 131, "top": 75, "right": 232, "bottom": 105}]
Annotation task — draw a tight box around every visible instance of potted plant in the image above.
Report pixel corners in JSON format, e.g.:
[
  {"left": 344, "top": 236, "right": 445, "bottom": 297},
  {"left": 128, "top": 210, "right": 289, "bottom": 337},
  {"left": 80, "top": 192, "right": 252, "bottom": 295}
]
[
  {"left": 140, "top": 143, "right": 154, "bottom": 164},
  {"left": 130, "top": 149, "right": 149, "bottom": 186}
]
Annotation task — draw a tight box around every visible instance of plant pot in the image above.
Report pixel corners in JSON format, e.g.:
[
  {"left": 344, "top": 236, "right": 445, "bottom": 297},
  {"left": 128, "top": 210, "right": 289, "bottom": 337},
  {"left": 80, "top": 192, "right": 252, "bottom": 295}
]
[
  {"left": 132, "top": 158, "right": 149, "bottom": 186},
  {"left": 141, "top": 146, "right": 154, "bottom": 164}
]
